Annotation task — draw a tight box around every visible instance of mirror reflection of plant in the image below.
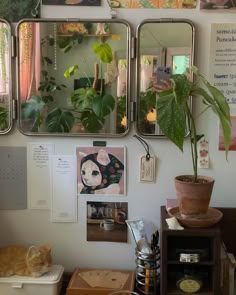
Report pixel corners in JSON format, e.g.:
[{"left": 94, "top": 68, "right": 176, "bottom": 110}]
[
  {"left": 0, "top": 106, "right": 8, "bottom": 130},
  {"left": 138, "top": 89, "right": 156, "bottom": 130},
  {"left": 116, "top": 95, "right": 127, "bottom": 133},
  {"left": 45, "top": 40, "right": 115, "bottom": 133},
  {"left": 21, "top": 95, "right": 46, "bottom": 132},
  {"left": 22, "top": 28, "right": 115, "bottom": 133}
]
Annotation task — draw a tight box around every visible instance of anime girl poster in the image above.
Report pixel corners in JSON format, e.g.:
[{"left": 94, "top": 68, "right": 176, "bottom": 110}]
[{"left": 76, "top": 146, "right": 126, "bottom": 196}]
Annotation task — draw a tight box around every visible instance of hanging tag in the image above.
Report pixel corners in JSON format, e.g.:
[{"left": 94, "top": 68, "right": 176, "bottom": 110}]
[{"left": 139, "top": 155, "right": 156, "bottom": 183}]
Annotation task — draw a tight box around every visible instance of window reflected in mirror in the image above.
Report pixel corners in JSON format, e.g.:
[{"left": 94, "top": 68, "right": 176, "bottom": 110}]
[
  {"left": 17, "top": 20, "right": 130, "bottom": 136},
  {"left": 136, "top": 20, "right": 195, "bottom": 137},
  {"left": 0, "top": 20, "right": 11, "bottom": 133}
]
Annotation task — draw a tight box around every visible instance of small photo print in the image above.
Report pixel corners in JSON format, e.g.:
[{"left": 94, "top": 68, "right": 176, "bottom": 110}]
[
  {"left": 200, "top": 0, "right": 235, "bottom": 9},
  {"left": 42, "top": 0, "right": 101, "bottom": 6},
  {"left": 87, "top": 201, "right": 128, "bottom": 243},
  {"left": 76, "top": 146, "right": 126, "bottom": 196}
]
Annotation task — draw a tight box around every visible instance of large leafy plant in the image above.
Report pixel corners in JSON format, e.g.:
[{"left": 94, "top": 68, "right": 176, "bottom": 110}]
[
  {"left": 156, "top": 66, "right": 231, "bottom": 183},
  {"left": 21, "top": 30, "right": 115, "bottom": 133}
]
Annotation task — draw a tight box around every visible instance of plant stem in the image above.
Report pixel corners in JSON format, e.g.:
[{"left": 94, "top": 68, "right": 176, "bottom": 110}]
[{"left": 186, "top": 103, "right": 198, "bottom": 182}]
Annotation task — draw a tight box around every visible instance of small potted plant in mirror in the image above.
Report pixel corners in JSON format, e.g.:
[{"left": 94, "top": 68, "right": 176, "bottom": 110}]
[{"left": 155, "top": 66, "right": 231, "bottom": 220}]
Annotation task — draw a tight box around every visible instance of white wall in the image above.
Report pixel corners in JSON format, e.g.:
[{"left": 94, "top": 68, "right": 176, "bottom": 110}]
[{"left": 0, "top": 1, "right": 236, "bottom": 272}]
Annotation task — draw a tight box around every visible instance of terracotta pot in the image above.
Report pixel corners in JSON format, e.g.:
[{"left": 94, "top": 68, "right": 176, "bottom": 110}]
[{"left": 175, "top": 175, "right": 215, "bottom": 218}]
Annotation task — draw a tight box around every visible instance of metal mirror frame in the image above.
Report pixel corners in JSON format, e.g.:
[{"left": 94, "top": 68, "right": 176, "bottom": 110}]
[
  {"left": 0, "top": 18, "right": 13, "bottom": 135},
  {"left": 135, "top": 18, "right": 195, "bottom": 138},
  {"left": 16, "top": 18, "right": 131, "bottom": 137}
]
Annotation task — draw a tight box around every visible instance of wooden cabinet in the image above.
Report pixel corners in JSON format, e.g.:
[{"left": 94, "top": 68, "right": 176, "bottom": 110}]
[{"left": 160, "top": 206, "right": 221, "bottom": 295}]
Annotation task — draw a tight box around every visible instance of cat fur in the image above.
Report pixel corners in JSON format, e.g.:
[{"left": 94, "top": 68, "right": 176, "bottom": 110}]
[{"left": 0, "top": 244, "right": 52, "bottom": 277}]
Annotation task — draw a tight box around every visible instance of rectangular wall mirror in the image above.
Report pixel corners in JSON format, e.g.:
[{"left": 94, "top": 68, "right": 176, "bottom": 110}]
[
  {"left": 135, "top": 19, "right": 195, "bottom": 137},
  {"left": 16, "top": 19, "right": 131, "bottom": 137},
  {"left": 0, "top": 19, "right": 12, "bottom": 134}
]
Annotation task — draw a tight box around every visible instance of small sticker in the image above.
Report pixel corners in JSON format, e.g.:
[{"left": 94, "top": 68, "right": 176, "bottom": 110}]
[
  {"left": 139, "top": 155, "right": 156, "bottom": 183},
  {"left": 197, "top": 137, "right": 209, "bottom": 169}
]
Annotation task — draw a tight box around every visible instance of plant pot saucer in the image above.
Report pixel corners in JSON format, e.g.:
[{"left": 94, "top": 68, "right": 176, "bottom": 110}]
[{"left": 168, "top": 207, "right": 223, "bottom": 228}]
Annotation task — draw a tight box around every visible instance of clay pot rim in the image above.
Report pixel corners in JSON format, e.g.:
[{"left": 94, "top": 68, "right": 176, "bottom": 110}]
[{"left": 175, "top": 175, "right": 215, "bottom": 184}]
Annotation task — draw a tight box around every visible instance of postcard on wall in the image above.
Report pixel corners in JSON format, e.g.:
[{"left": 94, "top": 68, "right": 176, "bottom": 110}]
[
  {"left": 42, "top": 0, "right": 101, "bottom": 6},
  {"left": 219, "top": 116, "right": 236, "bottom": 151},
  {"left": 209, "top": 23, "right": 236, "bottom": 106},
  {"left": 108, "top": 0, "right": 196, "bottom": 8},
  {"left": 28, "top": 143, "right": 54, "bottom": 209},
  {"left": 200, "top": 0, "right": 235, "bottom": 9},
  {"left": 0, "top": 0, "right": 40, "bottom": 22},
  {"left": 87, "top": 201, "right": 128, "bottom": 243},
  {"left": 76, "top": 146, "right": 126, "bottom": 196},
  {"left": 51, "top": 155, "right": 77, "bottom": 222}
]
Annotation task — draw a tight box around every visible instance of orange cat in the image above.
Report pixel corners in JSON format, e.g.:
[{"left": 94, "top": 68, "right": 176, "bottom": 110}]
[{"left": 0, "top": 244, "right": 52, "bottom": 277}]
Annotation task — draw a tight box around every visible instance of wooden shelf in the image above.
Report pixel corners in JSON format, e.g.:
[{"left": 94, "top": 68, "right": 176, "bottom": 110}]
[{"left": 160, "top": 206, "right": 221, "bottom": 295}]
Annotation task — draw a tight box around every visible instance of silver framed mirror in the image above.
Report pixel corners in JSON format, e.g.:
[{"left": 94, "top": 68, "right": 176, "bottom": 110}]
[
  {"left": 0, "top": 18, "right": 12, "bottom": 134},
  {"left": 135, "top": 19, "right": 195, "bottom": 137},
  {"left": 16, "top": 19, "right": 131, "bottom": 137}
]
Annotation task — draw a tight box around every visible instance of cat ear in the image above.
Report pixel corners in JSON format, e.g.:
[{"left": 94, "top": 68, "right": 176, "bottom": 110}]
[
  {"left": 79, "top": 152, "right": 87, "bottom": 159},
  {"left": 42, "top": 243, "right": 53, "bottom": 252},
  {"left": 27, "top": 246, "right": 41, "bottom": 259},
  {"left": 97, "top": 149, "right": 110, "bottom": 166}
]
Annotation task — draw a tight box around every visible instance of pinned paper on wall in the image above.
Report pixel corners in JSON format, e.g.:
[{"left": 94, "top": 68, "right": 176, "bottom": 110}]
[
  {"left": 219, "top": 115, "right": 236, "bottom": 151},
  {"left": 28, "top": 143, "right": 54, "bottom": 209},
  {"left": 108, "top": 0, "right": 196, "bottom": 8},
  {"left": 0, "top": 147, "right": 27, "bottom": 209},
  {"left": 51, "top": 155, "right": 77, "bottom": 222},
  {"left": 197, "top": 137, "right": 209, "bottom": 169}
]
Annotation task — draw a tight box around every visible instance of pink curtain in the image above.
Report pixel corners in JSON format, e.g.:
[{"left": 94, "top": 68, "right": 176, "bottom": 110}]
[
  {"left": 0, "top": 23, "right": 8, "bottom": 95},
  {"left": 19, "top": 22, "right": 41, "bottom": 102}
]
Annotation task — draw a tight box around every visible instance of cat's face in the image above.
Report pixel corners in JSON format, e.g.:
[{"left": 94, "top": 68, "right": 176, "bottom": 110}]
[
  {"left": 81, "top": 160, "right": 102, "bottom": 187},
  {"left": 26, "top": 244, "right": 52, "bottom": 276}
]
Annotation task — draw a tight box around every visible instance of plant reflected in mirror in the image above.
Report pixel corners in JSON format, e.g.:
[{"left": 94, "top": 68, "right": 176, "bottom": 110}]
[
  {"left": 17, "top": 20, "right": 130, "bottom": 136},
  {"left": 136, "top": 20, "right": 195, "bottom": 137},
  {"left": 0, "top": 20, "right": 11, "bottom": 133}
]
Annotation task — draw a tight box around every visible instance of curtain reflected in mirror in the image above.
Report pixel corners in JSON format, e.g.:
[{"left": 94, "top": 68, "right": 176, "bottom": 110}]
[
  {"left": 136, "top": 20, "right": 195, "bottom": 137},
  {"left": 17, "top": 20, "right": 130, "bottom": 136},
  {"left": 0, "top": 20, "right": 11, "bottom": 133}
]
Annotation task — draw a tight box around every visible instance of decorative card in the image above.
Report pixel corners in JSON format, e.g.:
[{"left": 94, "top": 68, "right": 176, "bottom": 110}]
[
  {"left": 42, "top": 0, "right": 101, "bottom": 6},
  {"left": 27, "top": 143, "right": 54, "bottom": 209},
  {"left": 51, "top": 155, "right": 77, "bottom": 222},
  {"left": 76, "top": 146, "right": 126, "bottom": 196},
  {"left": 0, "top": 0, "right": 40, "bottom": 22},
  {"left": 0, "top": 147, "right": 27, "bottom": 209}
]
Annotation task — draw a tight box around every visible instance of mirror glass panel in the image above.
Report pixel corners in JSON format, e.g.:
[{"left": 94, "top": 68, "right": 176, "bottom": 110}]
[
  {"left": 17, "top": 19, "right": 130, "bottom": 136},
  {"left": 136, "top": 20, "right": 195, "bottom": 137},
  {"left": 0, "top": 19, "right": 12, "bottom": 134}
]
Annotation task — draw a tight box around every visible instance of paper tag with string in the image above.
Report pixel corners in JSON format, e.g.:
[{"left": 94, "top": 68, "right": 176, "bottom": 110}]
[
  {"left": 133, "top": 135, "right": 157, "bottom": 183},
  {"left": 140, "top": 155, "right": 156, "bottom": 183}
]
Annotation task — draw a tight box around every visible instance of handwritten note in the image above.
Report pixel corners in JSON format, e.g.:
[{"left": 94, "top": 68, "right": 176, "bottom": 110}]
[
  {"left": 51, "top": 155, "right": 77, "bottom": 222},
  {"left": 28, "top": 143, "right": 54, "bottom": 209}
]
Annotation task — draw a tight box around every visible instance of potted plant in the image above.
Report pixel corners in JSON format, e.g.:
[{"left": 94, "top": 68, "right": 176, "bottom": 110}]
[{"left": 156, "top": 66, "right": 231, "bottom": 218}]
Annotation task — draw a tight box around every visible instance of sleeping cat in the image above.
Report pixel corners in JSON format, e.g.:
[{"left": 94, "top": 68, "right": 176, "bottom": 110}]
[
  {"left": 78, "top": 149, "right": 124, "bottom": 194},
  {"left": 0, "top": 244, "right": 52, "bottom": 277}
]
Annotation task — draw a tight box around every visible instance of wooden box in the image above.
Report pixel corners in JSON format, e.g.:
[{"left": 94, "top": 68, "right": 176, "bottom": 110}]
[{"left": 66, "top": 268, "right": 135, "bottom": 295}]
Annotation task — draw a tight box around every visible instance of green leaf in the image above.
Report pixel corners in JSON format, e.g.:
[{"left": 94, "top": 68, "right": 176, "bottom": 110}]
[
  {"left": 21, "top": 95, "right": 45, "bottom": 119},
  {"left": 71, "top": 87, "right": 97, "bottom": 110},
  {"left": 46, "top": 108, "right": 75, "bottom": 133},
  {"left": 171, "top": 74, "right": 192, "bottom": 105},
  {"left": 92, "top": 94, "right": 115, "bottom": 117},
  {"left": 64, "top": 65, "right": 79, "bottom": 78},
  {"left": 81, "top": 111, "right": 104, "bottom": 133},
  {"left": 157, "top": 93, "right": 186, "bottom": 151},
  {"left": 93, "top": 42, "right": 112, "bottom": 63}
]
